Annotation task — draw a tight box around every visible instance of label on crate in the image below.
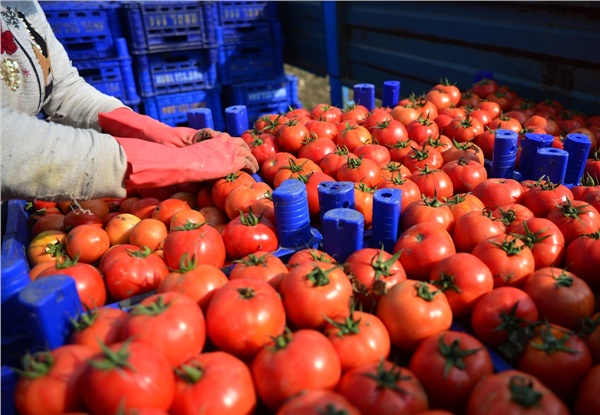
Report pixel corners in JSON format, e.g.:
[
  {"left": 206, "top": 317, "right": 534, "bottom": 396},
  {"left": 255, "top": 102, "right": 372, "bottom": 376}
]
[
  {"left": 247, "top": 87, "right": 286, "bottom": 104},
  {"left": 222, "top": 7, "right": 267, "bottom": 22},
  {"left": 146, "top": 13, "right": 199, "bottom": 29},
  {"left": 162, "top": 102, "right": 206, "bottom": 115},
  {"left": 155, "top": 70, "right": 205, "bottom": 85}
]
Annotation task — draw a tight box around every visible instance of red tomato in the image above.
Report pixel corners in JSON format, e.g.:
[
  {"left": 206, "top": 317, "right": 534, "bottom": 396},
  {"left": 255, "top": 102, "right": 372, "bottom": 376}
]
[
  {"left": 229, "top": 251, "right": 289, "bottom": 291},
  {"left": 14, "top": 345, "right": 97, "bottom": 415},
  {"left": 353, "top": 182, "right": 375, "bottom": 229},
  {"left": 490, "top": 203, "right": 536, "bottom": 233},
  {"left": 221, "top": 210, "right": 278, "bottom": 260},
  {"left": 311, "top": 103, "right": 342, "bottom": 124},
  {"left": 442, "top": 157, "right": 488, "bottom": 193},
  {"left": 354, "top": 143, "right": 391, "bottom": 166},
  {"left": 70, "top": 307, "right": 129, "bottom": 353},
  {"left": 521, "top": 179, "right": 574, "bottom": 217},
  {"left": 261, "top": 152, "right": 298, "bottom": 187},
  {"left": 273, "top": 157, "right": 322, "bottom": 188},
  {"left": 79, "top": 341, "right": 176, "bottom": 414},
  {"left": 121, "top": 292, "right": 206, "bottom": 367},
  {"left": 211, "top": 171, "right": 256, "bottom": 212},
  {"left": 409, "top": 331, "right": 494, "bottom": 414},
  {"left": 224, "top": 181, "right": 272, "bottom": 220},
  {"left": 305, "top": 119, "right": 339, "bottom": 141},
  {"left": 510, "top": 218, "right": 565, "bottom": 269},
  {"left": 29, "top": 213, "right": 65, "bottom": 238},
  {"left": 452, "top": 209, "right": 506, "bottom": 253},
  {"left": 286, "top": 248, "right": 337, "bottom": 268},
  {"left": 279, "top": 261, "right": 353, "bottom": 330},
  {"left": 361, "top": 108, "right": 394, "bottom": 132},
  {"left": 445, "top": 116, "right": 484, "bottom": 143},
  {"left": 472, "top": 79, "right": 499, "bottom": 98},
  {"left": 410, "top": 167, "right": 454, "bottom": 200},
  {"left": 206, "top": 278, "right": 286, "bottom": 360},
  {"left": 446, "top": 192, "right": 486, "bottom": 222},
  {"left": 319, "top": 145, "right": 356, "bottom": 178},
  {"left": 251, "top": 329, "right": 342, "bottom": 411},
  {"left": 151, "top": 198, "right": 191, "bottom": 227},
  {"left": 470, "top": 287, "right": 539, "bottom": 350},
  {"left": 255, "top": 113, "right": 289, "bottom": 135},
  {"left": 401, "top": 195, "right": 455, "bottom": 233},
  {"left": 337, "top": 360, "right": 429, "bottom": 414},
  {"left": 277, "top": 119, "right": 310, "bottom": 154},
  {"left": 391, "top": 103, "right": 420, "bottom": 126},
  {"left": 130, "top": 197, "right": 161, "bottom": 220},
  {"left": 442, "top": 140, "right": 485, "bottom": 165},
  {"left": 248, "top": 132, "right": 281, "bottom": 166},
  {"left": 162, "top": 222, "right": 226, "bottom": 269},
  {"left": 297, "top": 137, "right": 337, "bottom": 165},
  {"left": 546, "top": 198, "right": 600, "bottom": 245},
  {"left": 377, "top": 173, "right": 422, "bottom": 211},
  {"left": 336, "top": 123, "right": 372, "bottom": 153},
  {"left": 389, "top": 137, "right": 420, "bottom": 163},
  {"left": 304, "top": 171, "right": 336, "bottom": 218},
  {"left": 403, "top": 143, "right": 444, "bottom": 172},
  {"left": 472, "top": 178, "right": 524, "bottom": 209},
  {"left": 407, "top": 115, "right": 440, "bottom": 144},
  {"left": 376, "top": 279, "right": 452, "bottom": 352},
  {"left": 276, "top": 389, "right": 361, "bottom": 415},
  {"left": 574, "top": 364, "right": 600, "bottom": 415},
  {"left": 371, "top": 118, "right": 409, "bottom": 148},
  {"left": 64, "top": 224, "right": 110, "bottom": 264},
  {"left": 429, "top": 253, "right": 494, "bottom": 319},
  {"left": 466, "top": 370, "right": 570, "bottom": 415},
  {"left": 128, "top": 218, "right": 168, "bottom": 251},
  {"left": 564, "top": 229, "right": 600, "bottom": 291},
  {"left": 62, "top": 208, "right": 103, "bottom": 232},
  {"left": 393, "top": 222, "right": 456, "bottom": 281},
  {"left": 104, "top": 213, "right": 141, "bottom": 246},
  {"left": 340, "top": 103, "right": 369, "bottom": 125},
  {"left": 380, "top": 161, "right": 411, "bottom": 182},
  {"left": 337, "top": 156, "right": 382, "bottom": 188}
]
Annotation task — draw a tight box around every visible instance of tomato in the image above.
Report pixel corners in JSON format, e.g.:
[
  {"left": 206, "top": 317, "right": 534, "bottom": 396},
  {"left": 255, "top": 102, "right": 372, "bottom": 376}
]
[
  {"left": 29, "top": 213, "right": 65, "bottom": 238},
  {"left": 521, "top": 179, "right": 574, "bottom": 217},
  {"left": 361, "top": 108, "right": 394, "bottom": 132},
  {"left": 286, "top": 248, "right": 337, "bottom": 268},
  {"left": 336, "top": 122, "right": 371, "bottom": 152},
  {"left": 403, "top": 143, "right": 443, "bottom": 172},
  {"left": 407, "top": 115, "right": 440, "bottom": 144},
  {"left": 546, "top": 198, "right": 600, "bottom": 245},
  {"left": 336, "top": 360, "right": 429, "bottom": 414},
  {"left": 287, "top": 106, "right": 311, "bottom": 120},
  {"left": 305, "top": 119, "right": 339, "bottom": 141},
  {"left": 337, "top": 156, "right": 382, "bottom": 188},
  {"left": 101, "top": 246, "right": 169, "bottom": 301},
  {"left": 470, "top": 286, "right": 539, "bottom": 350},
  {"left": 459, "top": 91, "right": 481, "bottom": 108},
  {"left": 250, "top": 193, "right": 276, "bottom": 226},
  {"left": 352, "top": 182, "right": 375, "bottom": 229},
  {"left": 426, "top": 88, "right": 453, "bottom": 111},
  {"left": 255, "top": 113, "right": 289, "bottom": 135},
  {"left": 377, "top": 279, "right": 452, "bottom": 353},
  {"left": 388, "top": 137, "right": 419, "bottom": 163},
  {"left": 319, "top": 145, "right": 355, "bottom": 178},
  {"left": 401, "top": 195, "right": 455, "bottom": 232},
  {"left": 311, "top": 103, "right": 342, "bottom": 124},
  {"left": 27, "top": 229, "right": 67, "bottom": 266},
  {"left": 70, "top": 307, "right": 128, "bottom": 353},
  {"left": 170, "top": 351, "right": 256, "bottom": 415},
  {"left": 251, "top": 329, "right": 342, "bottom": 411},
  {"left": 469, "top": 108, "right": 493, "bottom": 126},
  {"left": 221, "top": 210, "right": 278, "bottom": 260},
  {"left": 297, "top": 137, "right": 337, "bottom": 165},
  {"left": 276, "top": 389, "right": 361, "bottom": 415},
  {"left": 510, "top": 218, "right": 565, "bottom": 269},
  {"left": 37, "top": 256, "right": 106, "bottom": 309},
  {"left": 130, "top": 197, "right": 161, "bottom": 220},
  {"left": 474, "top": 128, "right": 496, "bottom": 160},
  {"left": 344, "top": 247, "right": 406, "bottom": 310},
  {"left": 517, "top": 322, "right": 592, "bottom": 403},
  {"left": 354, "top": 143, "right": 391, "bottom": 166},
  {"left": 340, "top": 103, "right": 370, "bottom": 125},
  {"left": 105, "top": 213, "right": 141, "bottom": 246},
  {"left": 491, "top": 203, "right": 536, "bottom": 233},
  {"left": 128, "top": 218, "right": 167, "bottom": 251},
  {"left": 279, "top": 261, "right": 353, "bottom": 330},
  {"left": 574, "top": 364, "right": 600, "bottom": 415},
  {"left": 394, "top": 222, "right": 456, "bottom": 281},
  {"left": 466, "top": 370, "right": 570, "bottom": 415},
  {"left": 445, "top": 116, "right": 484, "bottom": 143},
  {"left": 445, "top": 192, "right": 486, "bottom": 222},
  {"left": 522, "top": 267, "right": 594, "bottom": 330},
  {"left": 452, "top": 209, "right": 506, "bottom": 253},
  {"left": 443, "top": 158, "right": 487, "bottom": 194},
  {"left": 14, "top": 345, "right": 97, "bottom": 415},
  {"left": 229, "top": 251, "right": 288, "bottom": 291},
  {"left": 472, "top": 178, "right": 524, "bottom": 209},
  {"left": 377, "top": 173, "right": 422, "bottom": 211},
  {"left": 391, "top": 103, "right": 421, "bottom": 126},
  {"left": 170, "top": 191, "right": 198, "bottom": 210},
  {"left": 410, "top": 166, "right": 454, "bottom": 200},
  {"left": 163, "top": 222, "right": 226, "bottom": 269},
  {"left": 224, "top": 181, "right": 272, "bottom": 220},
  {"left": 211, "top": 171, "right": 256, "bottom": 211},
  {"left": 261, "top": 152, "right": 298, "bottom": 186},
  {"left": 150, "top": 199, "right": 190, "bottom": 228},
  {"left": 273, "top": 157, "right": 322, "bottom": 188},
  {"left": 371, "top": 119, "right": 409, "bottom": 148},
  {"left": 26, "top": 206, "right": 63, "bottom": 231},
  {"left": 248, "top": 132, "right": 281, "bottom": 166},
  {"left": 380, "top": 161, "right": 411, "bottom": 182},
  {"left": 442, "top": 140, "right": 485, "bottom": 165},
  {"left": 429, "top": 253, "right": 494, "bottom": 319},
  {"left": 198, "top": 206, "right": 227, "bottom": 228},
  {"left": 471, "top": 79, "right": 499, "bottom": 98},
  {"left": 564, "top": 229, "right": 600, "bottom": 291},
  {"left": 79, "top": 341, "right": 176, "bottom": 414},
  {"left": 277, "top": 119, "right": 310, "bottom": 154},
  {"left": 409, "top": 331, "right": 493, "bottom": 414}
]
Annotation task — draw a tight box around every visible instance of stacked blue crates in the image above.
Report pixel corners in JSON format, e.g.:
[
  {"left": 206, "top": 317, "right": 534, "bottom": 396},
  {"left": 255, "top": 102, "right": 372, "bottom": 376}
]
[
  {"left": 122, "top": 1, "right": 224, "bottom": 130},
  {"left": 215, "top": 2, "right": 301, "bottom": 125},
  {"left": 41, "top": 1, "right": 141, "bottom": 111}
]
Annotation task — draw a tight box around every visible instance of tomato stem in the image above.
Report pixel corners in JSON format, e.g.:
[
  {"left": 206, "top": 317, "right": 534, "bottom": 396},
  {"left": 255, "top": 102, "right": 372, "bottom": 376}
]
[
  {"left": 509, "top": 376, "right": 543, "bottom": 408},
  {"left": 14, "top": 352, "right": 54, "bottom": 379},
  {"left": 437, "top": 335, "right": 481, "bottom": 378}
]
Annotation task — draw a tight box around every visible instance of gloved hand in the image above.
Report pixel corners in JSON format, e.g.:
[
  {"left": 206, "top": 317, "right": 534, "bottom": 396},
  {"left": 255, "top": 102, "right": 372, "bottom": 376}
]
[
  {"left": 99, "top": 107, "right": 217, "bottom": 148},
  {"left": 115, "top": 134, "right": 259, "bottom": 189}
]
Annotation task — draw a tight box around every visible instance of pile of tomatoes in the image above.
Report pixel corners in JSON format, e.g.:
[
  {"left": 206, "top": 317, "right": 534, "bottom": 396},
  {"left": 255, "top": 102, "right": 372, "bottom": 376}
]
[{"left": 15, "top": 77, "right": 600, "bottom": 415}]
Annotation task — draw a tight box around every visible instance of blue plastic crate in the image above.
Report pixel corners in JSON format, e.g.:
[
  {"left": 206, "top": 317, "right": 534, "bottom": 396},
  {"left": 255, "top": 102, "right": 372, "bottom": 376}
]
[
  {"left": 41, "top": 1, "right": 125, "bottom": 60},
  {"left": 286, "top": 74, "right": 300, "bottom": 108},
  {"left": 135, "top": 48, "right": 218, "bottom": 97},
  {"left": 217, "top": 37, "right": 284, "bottom": 85},
  {"left": 214, "top": 2, "right": 280, "bottom": 43},
  {"left": 141, "top": 88, "right": 224, "bottom": 130},
  {"left": 123, "top": 2, "right": 218, "bottom": 54},
  {"left": 73, "top": 55, "right": 141, "bottom": 105}
]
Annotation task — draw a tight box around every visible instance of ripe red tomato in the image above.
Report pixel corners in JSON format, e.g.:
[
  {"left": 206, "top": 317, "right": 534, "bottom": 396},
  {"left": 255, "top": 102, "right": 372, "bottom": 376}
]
[
  {"left": 393, "top": 222, "right": 456, "bottom": 281},
  {"left": 319, "top": 145, "right": 357, "bottom": 178},
  {"left": 304, "top": 171, "right": 336, "bottom": 218},
  {"left": 229, "top": 251, "right": 289, "bottom": 291},
  {"left": 452, "top": 209, "right": 506, "bottom": 253},
  {"left": 62, "top": 208, "right": 103, "bottom": 232},
  {"left": 255, "top": 113, "right": 289, "bottom": 135},
  {"left": 429, "top": 253, "right": 494, "bottom": 319},
  {"left": 336, "top": 360, "right": 429, "bottom": 414},
  {"left": 444, "top": 115, "right": 484, "bottom": 143},
  {"left": 311, "top": 103, "right": 342, "bottom": 124},
  {"left": 221, "top": 209, "right": 278, "bottom": 260},
  {"left": 471, "top": 79, "right": 499, "bottom": 98},
  {"left": 14, "top": 345, "right": 97, "bottom": 415},
  {"left": 409, "top": 167, "right": 454, "bottom": 199},
  {"left": 510, "top": 218, "right": 565, "bottom": 269},
  {"left": 377, "top": 173, "right": 422, "bottom": 211},
  {"left": 69, "top": 307, "right": 128, "bottom": 353},
  {"left": 251, "top": 329, "right": 342, "bottom": 411},
  {"left": 466, "top": 370, "right": 570, "bottom": 415},
  {"left": 472, "top": 178, "right": 524, "bottom": 209},
  {"left": 128, "top": 218, "right": 168, "bottom": 251},
  {"left": 29, "top": 213, "right": 66, "bottom": 238},
  {"left": 305, "top": 119, "right": 340, "bottom": 141},
  {"left": 442, "top": 140, "right": 485, "bottom": 165},
  {"left": 546, "top": 198, "right": 600, "bottom": 245},
  {"left": 130, "top": 197, "right": 161, "bottom": 220},
  {"left": 376, "top": 279, "right": 452, "bottom": 352},
  {"left": 273, "top": 157, "right": 323, "bottom": 188},
  {"left": 206, "top": 278, "right": 286, "bottom": 360},
  {"left": 409, "top": 331, "right": 494, "bottom": 414},
  {"left": 224, "top": 181, "right": 272, "bottom": 220},
  {"left": 361, "top": 108, "right": 394, "bottom": 132},
  {"left": 336, "top": 123, "right": 372, "bottom": 153},
  {"left": 442, "top": 157, "right": 488, "bottom": 193},
  {"left": 401, "top": 195, "right": 455, "bottom": 232},
  {"left": 79, "top": 341, "right": 176, "bottom": 414},
  {"left": 286, "top": 248, "right": 337, "bottom": 268},
  {"left": 64, "top": 224, "right": 110, "bottom": 264},
  {"left": 574, "top": 364, "right": 600, "bottom": 415},
  {"left": 211, "top": 171, "right": 256, "bottom": 211},
  {"left": 162, "top": 222, "right": 226, "bottom": 269},
  {"left": 260, "top": 152, "right": 298, "bottom": 187},
  {"left": 353, "top": 182, "right": 375, "bottom": 229},
  {"left": 407, "top": 115, "right": 440, "bottom": 144},
  {"left": 426, "top": 88, "right": 453, "bottom": 111},
  {"left": 371, "top": 119, "right": 408, "bottom": 148},
  {"left": 564, "top": 229, "right": 600, "bottom": 291},
  {"left": 354, "top": 143, "right": 391, "bottom": 165},
  {"left": 297, "top": 137, "right": 337, "bottom": 165},
  {"left": 470, "top": 286, "right": 539, "bottom": 350},
  {"left": 490, "top": 202, "right": 536, "bottom": 233},
  {"left": 151, "top": 198, "right": 191, "bottom": 227},
  {"left": 276, "top": 389, "right": 361, "bottom": 415},
  {"left": 248, "top": 132, "right": 281, "bottom": 166},
  {"left": 403, "top": 143, "right": 444, "bottom": 172},
  {"left": 170, "top": 351, "right": 256, "bottom": 415},
  {"left": 277, "top": 119, "right": 310, "bottom": 153},
  {"left": 337, "top": 156, "right": 382, "bottom": 188},
  {"left": 279, "top": 261, "right": 353, "bottom": 330},
  {"left": 340, "top": 103, "right": 369, "bottom": 125},
  {"left": 388, "top": 137, "right": 420, "bottom": 163},
  {"left": 521, "top": 179, "right": 574, "bottom": 217},
  {"left": 120, "top": 292, "right": 206, "bottom": 367},
  {"left": 446, "top": 192, "right": 486, "bottom": 222}
]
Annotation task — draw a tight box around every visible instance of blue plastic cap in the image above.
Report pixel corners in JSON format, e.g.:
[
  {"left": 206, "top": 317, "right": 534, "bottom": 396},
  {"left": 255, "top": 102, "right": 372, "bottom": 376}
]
[
  {"left": 18, "top": 275, "right": 83, "bottom": 352},
  {"left": 187, "top": 108, "right": 214, "bottom": 130},
  {"left": 225, "top": 105, "right": 249, "bottom": 137},
  {"left": 382, "top": 81, "right": 400, "bottom": 108},
  {"left": 318, "top": 181, "right": 355, "bottom": 224},
  {"left": 322, "top": 208, "right": 364, "bottom": 263},
  {"left": 353, "top": 83, "right": 376, "bottom": 111},
  {"left": 519, "top": 133, "right": 554, "bottom": 181},
  {"left": 369, "top": 188, "right": 402, "bottom": 252},
  {"left": 533, "top": 147, "right": 569, "bottom": 184},
  {"left": 563, "top": 133, "right": 592, "bottom": 185},
  {"left": 272, "top": 179, "right": 312, "bottom": 249},
  {"left": 473, "top": 70, "right": 494, "bottom": 83},
  {"left": 491, "top": 129, "right": 519, "bottom": 178}
]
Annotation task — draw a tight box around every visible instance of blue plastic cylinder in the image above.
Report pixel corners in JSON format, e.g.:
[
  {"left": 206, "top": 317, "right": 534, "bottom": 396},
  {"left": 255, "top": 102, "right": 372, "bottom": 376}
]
[
  {"left": 353, "top": 84, "right": 375, "bottom": 111},
  {"left": 317, "top": 181, "right": 355, "bottom": 224},
  {"left": 473, "top": 70, "right": 494, "bottom": 82},
  {"left": 532, "top": 147, "right": 569, "bottom": 184},
  {"left": 18, "top": 275, "right": 83, "bottom": 352},
  {"left": 225, "top": 105, "right": 249, "bottom": 137},
  {"left": 272, "top": 179, "right": 312, "bottom": 249},
  {"left": 1, "top": 366, "right": 17, "bottom": 415},
  {"left": 322, "top": 208, "right": 364, "bottom": 263},
  {"left": 382, "top": 81, "right": 400, "bottom": 108},
  {"left": 369, "top": 188, "right": 402, "bottom": 253},
  {"left": 519, "top": 133, "right": 554, "bottom": 181},
  {"left": 490, "top": 129, "right": 519, "bottom": 179},
  {"left": 187, "top": 108, "right": 214, "bottom": 130},
  {"left": 116, "top": 37, "right": 130, "bottom": 59},
  {"left": 563, "top": 133, "right": 592, "bottom": 186}
]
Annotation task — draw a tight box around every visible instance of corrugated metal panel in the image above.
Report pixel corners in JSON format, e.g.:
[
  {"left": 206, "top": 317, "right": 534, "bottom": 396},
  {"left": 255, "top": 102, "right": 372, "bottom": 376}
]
[{"left": 280, "top": 1, "right": 600, "bottom": 114}]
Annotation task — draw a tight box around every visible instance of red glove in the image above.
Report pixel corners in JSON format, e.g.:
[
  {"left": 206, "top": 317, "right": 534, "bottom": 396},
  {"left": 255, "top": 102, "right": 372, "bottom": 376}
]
[
  {"left": 115, "top": 134, "right": 259, "bottom": 189},
  {"left": 99, "top": 107, "right": 214, "bottom": 148}
]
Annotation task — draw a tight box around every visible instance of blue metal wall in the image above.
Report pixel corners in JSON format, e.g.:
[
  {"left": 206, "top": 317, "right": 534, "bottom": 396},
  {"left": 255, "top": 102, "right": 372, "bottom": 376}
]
[{"left": 279, "top": 1, "right": 600, "bottom": 114}]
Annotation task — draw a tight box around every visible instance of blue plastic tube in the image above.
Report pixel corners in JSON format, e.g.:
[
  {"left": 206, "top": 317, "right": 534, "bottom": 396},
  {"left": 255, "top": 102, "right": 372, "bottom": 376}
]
[
  {"left": 317, "top": 181, "right": 355, "bottom": 225},
  {"left": 272, "top": 179, "right": 312, "bottom": 249},
  {"left": 187, "top": 108, "right": 214, "bottom": 130},
  {"left": 353, "top": 83, "right": 375, "bottom": 111},
  {"left": 563, "top": 133, "right": 592, "bottom": 186},
  {"left": 519, "top": 133, "right": 554, "bottom": 181},
  {"left": 322, "top": 208, "right": 364, "bottom": 263},
  {"left": 225, "top": 105, "right": 249, "bottom": 137},
  {"left": 382, "top": 81, "right": 400, "bottom": 109},
  {"left": 532, "top": 147, "right": 569, "bottom": 184},
  {"left": 369, "top": 188, "right": 402, "bottom": 253},
  {"left": 490, "top": 129, "right": 519, "bottom": 179}
]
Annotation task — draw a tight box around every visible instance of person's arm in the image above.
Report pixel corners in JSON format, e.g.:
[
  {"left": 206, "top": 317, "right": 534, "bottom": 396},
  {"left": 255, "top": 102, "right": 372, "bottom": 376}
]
[{"left": 1, "top": 106, "right": 128, "bottom": 202}]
